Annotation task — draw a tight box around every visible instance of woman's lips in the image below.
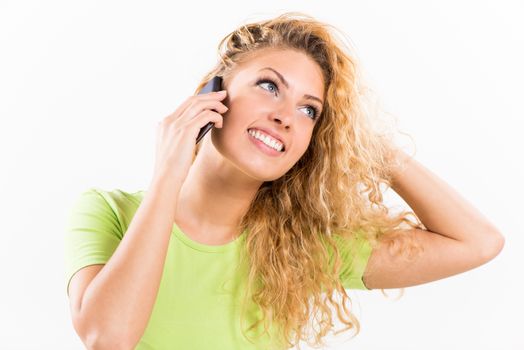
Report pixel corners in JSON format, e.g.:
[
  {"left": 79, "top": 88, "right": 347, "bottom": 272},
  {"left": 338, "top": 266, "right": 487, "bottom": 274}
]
[{"left": 247, "top": 130, "right": 284, "bottom": 157}]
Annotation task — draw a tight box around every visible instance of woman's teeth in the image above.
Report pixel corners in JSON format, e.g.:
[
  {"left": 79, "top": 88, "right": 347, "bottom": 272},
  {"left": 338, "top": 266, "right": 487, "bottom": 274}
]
[{"left": 248, "top": 129, "right": 284, "bottom": 152}]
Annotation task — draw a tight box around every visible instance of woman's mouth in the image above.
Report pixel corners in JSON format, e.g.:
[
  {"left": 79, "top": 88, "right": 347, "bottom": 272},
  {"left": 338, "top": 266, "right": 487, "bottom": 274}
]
[{"left": 247, "top": 129, "right": 286, "bottom": 157}]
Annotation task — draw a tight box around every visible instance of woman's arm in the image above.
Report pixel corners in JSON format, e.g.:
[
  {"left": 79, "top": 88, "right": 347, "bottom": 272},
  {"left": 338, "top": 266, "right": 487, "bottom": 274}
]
[
  {"left": 71, "top": 179, "right": 180, "bottom": 349},
  {"left": 362, "top": 149, "right": 505, "bottom": 290}
]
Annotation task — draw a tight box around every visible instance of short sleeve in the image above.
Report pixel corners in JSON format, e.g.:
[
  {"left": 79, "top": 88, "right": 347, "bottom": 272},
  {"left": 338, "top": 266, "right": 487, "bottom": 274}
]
[
  {"left": 333, "top": 230, "right": 373, "bottom": 291},
  {"left": 64, "top": 188, "right": 123, "bottom": 297}
]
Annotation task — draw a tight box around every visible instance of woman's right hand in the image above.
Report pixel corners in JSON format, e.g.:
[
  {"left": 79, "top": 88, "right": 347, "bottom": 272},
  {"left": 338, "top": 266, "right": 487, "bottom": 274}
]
[{"left": 150, "top": 90, "right": 228, "bottom": 192}]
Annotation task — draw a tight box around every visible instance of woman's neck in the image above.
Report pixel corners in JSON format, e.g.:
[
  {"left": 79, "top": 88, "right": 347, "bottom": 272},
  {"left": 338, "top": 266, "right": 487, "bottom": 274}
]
[{"left": 173, "top": 145, "right": 261, "bottom": 244}]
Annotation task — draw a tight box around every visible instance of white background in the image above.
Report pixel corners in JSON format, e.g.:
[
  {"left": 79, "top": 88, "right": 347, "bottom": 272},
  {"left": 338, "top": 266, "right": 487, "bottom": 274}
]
[{"left": 1, "top": 0, "right": 522, "bottom": 349}]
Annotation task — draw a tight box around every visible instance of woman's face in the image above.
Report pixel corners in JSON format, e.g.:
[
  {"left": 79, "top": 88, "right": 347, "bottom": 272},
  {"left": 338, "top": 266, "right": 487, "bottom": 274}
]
[{"left": 211, "top": 48, "right": 325, "bottom": 182}]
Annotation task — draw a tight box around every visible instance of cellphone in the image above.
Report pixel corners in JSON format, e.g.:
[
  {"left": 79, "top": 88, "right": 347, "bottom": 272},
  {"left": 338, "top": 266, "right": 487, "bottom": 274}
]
[{"left": 195, "top": 76, "right": 224, "bottom": 144}]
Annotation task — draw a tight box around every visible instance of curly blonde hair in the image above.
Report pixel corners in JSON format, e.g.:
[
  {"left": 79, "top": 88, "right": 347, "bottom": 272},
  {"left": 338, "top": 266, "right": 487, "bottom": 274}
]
[{"left": 191, "top": 12, "right": 425, "bottom": 349}]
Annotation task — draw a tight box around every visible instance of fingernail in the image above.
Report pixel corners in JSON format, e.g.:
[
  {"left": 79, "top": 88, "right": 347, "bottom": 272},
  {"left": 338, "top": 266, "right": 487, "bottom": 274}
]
[{"left": 217, "top": 90, "right": 227, "bottom": 94}]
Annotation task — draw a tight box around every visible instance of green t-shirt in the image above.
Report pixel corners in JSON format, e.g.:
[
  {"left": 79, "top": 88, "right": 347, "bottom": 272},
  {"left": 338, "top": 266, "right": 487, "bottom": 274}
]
[{"left": 64, "top": 188, "right": 373, "bottom": 349}]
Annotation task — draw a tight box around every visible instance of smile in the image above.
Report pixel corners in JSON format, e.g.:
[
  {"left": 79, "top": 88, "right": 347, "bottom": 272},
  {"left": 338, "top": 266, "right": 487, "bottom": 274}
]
[{"left": 247, "top": 129, "right": 285, "bottom": 157}]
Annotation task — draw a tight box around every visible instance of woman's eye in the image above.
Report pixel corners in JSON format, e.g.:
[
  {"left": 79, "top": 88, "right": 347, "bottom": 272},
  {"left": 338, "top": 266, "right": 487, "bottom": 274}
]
[
  {"left": 303, "top": 106, "right": 318, "bottom": 119},
  {"left": 257, "top": 79, "right": 278, "bottom": 95},
  {"left": 256, "top": 77, "right": 319, "bottom": 120}
]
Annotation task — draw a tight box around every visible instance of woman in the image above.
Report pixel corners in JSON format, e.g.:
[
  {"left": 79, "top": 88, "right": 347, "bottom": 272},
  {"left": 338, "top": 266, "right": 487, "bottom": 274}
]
[{"left": 64, "top": 12, "right": 505, "bottom": 349}]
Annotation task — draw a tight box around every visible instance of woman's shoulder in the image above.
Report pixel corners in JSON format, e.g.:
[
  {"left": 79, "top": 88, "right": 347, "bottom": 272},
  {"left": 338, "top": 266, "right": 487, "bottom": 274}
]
[
  {"left": 75, "top": 187, "right": 146, "bottom": 227},
  {"left": 82, "top": 186, "right": 145, "bottom": 203}
]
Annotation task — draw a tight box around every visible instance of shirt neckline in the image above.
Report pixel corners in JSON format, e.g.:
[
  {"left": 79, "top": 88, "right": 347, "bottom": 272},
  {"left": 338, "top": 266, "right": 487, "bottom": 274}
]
[
  {"left": 136, "top": 190, "right": 246, "bottom": 253},
  {"left": 172, "top": 221, "right": 247, "bottom": 253}
]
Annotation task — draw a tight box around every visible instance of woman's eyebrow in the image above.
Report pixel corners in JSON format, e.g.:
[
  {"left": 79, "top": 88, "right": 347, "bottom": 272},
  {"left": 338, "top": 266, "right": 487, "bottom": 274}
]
[{"left": 258, "top": 67, "right": 324, "bottom": 105}]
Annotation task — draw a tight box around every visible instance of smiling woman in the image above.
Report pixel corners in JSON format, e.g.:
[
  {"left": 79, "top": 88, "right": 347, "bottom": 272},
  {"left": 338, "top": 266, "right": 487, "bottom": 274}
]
[
  {"left": 185, "top": 19, "right": 414, "bottom": 348},
  {"left": 64, "top": 11, "right": 503, "bottom": 350},
  {"left": 203, "top": 47, "right": 327, "bottom": 179}
]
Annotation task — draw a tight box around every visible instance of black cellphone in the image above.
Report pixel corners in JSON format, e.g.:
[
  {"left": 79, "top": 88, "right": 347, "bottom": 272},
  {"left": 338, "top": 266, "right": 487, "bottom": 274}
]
[{"left": 195, "top": 76, "right": 224, "bottom": 144}]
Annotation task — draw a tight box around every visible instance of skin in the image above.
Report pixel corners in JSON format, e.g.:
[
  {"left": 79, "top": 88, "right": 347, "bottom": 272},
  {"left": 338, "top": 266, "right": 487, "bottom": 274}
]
[{"left": 173, "top": 48, "right": 325, "bottom": 245}]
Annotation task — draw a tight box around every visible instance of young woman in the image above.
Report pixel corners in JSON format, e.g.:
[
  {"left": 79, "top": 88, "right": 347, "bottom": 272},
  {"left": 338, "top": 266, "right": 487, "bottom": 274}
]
[{"left": 64, "top": 12, "right": 505, "bottom": 350}]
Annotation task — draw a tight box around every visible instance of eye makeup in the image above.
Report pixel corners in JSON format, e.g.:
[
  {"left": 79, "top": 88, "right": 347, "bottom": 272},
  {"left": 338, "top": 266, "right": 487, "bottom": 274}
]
[{"left": 255, "top": 75, "right": 321, "bottom": 120}]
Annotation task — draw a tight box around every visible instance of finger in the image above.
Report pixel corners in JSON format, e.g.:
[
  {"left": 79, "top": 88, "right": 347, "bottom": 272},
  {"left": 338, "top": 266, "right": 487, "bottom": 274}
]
[
  {"left": 177, "top": 99, "right": 228, "bottom": 125},
  {"left": 190, "top": 109, "right": 224, "bottom": 129},
  {"left": 180, "top": 109, "right": 223, "bottom": 131},
  {"left": 163, "top": 91, "right": 228, "bottom": 124}
]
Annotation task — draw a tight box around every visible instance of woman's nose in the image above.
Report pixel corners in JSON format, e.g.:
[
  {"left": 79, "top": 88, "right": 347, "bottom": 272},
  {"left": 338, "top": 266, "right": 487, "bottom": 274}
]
[{"left": 272, "top": 100, "right": 295, "bottom": 126}]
